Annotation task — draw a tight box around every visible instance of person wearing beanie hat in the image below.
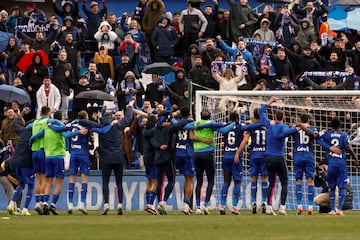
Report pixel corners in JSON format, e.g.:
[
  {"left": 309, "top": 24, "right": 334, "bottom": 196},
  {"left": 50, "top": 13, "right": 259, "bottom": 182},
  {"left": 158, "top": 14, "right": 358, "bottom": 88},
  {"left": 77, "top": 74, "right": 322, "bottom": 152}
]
[
  {"left": 22, "top": 2, "right": 47, "bottom": 25},
  {"left": 52, "top": 0, "right": 79, "bottom": 26},
  {"left": 82, "top": 0, "right": 107, "bottom": 44}
]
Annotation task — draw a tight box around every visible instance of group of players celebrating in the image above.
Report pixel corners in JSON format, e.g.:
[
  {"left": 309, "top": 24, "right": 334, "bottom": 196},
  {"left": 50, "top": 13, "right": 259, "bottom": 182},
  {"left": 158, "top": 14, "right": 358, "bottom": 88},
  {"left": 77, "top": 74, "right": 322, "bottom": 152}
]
[{"left": 5, "top": 96, "right": 359, "bottom": 216}]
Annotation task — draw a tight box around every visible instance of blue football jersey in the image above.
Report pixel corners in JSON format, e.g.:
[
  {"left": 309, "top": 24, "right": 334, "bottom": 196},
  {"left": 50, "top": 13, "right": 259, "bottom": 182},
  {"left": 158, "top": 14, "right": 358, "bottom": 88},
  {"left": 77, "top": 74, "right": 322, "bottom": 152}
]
[
  {"left": 66, "top": 123, "right": 90, "bottom": 155},
  {"left": 320, "top": 129, "right": 349, "bottom": 163},
  {"left": 293, "top": 126, "right": 317, "bottom": 161},
  {"left": 175, "top": 129, "right": 194, "bottom": 157},
  {"left": 247, "top": 126, "right": 266, "bottom": 159},
  {"left": 223, "top": 124, "right": 245, "bottom": 159}
]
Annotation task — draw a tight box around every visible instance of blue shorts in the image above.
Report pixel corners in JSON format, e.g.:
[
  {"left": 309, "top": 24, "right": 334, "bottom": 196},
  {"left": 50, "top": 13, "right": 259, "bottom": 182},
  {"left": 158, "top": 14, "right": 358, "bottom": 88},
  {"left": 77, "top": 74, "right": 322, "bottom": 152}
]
[
  {"left": 250, "top": 157, "right": 267, "bottom": 177},
  {"left": 328, "top": 161, "right": 348, "bottom": 190},
  {"left": 223, "top": 157, "right": 242, "bottom": 182},
  {"left": 176, "top": 156, "right": 195, "bottom": 177},
  {"left": 16, "top": 167, "right": 35, "bottom": 185},
  {"left": 45, "top": 157, "right": 65, "bottom": 178},
  {"left": 69, "top": 154, "right": 90, "bottom": 176},
  {"left": 294, "top": 160, "right": 315, "bottom": 180},
  {"left": 32, "top": 149, "right": 45, "bottom": 174},
  {"left": 145, "top": 165, "right": 157, "bottom": 179}
]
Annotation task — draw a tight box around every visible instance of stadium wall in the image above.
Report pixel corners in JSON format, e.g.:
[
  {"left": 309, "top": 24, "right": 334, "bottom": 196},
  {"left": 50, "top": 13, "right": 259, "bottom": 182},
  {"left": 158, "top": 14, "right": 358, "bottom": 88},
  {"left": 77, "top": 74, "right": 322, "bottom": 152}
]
[{"left": 1, "top": 173, "right": 359, "bottom": 211}]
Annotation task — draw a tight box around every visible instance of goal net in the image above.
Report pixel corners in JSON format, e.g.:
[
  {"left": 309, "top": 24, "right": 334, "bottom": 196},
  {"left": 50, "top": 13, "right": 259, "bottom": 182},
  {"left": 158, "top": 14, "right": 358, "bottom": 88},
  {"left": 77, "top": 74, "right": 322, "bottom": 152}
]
[{"left": 195, "top": 90, "right": 360, "bottom": 210}]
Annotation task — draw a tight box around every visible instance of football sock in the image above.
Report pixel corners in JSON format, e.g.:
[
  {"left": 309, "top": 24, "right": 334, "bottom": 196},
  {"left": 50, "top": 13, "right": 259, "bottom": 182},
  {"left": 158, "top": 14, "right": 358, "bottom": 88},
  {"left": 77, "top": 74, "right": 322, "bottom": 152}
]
[
  {"left": 220, "top": 184, "right": 229, "bottom": 205},
  {"left": 261, "top": 181, "right": 268, "bottom": 203},
  {"left": 81, "top": 183, "right": 87, "bottom": 204},
  {"left": 149, "top": 191, "right": 156, "bottom": 205},
  {"left": 68, "top": 183, "right": 75, "bottom": 204},
  {"left": 329, "top": 189, "right": 336, "bottom": 211},
  {"left": 43, "top": 194, "right": 49, "bottom": 204},
  {"left": 52, "top": 194, "right": 59, "bottom": 205},
  {"left": 251, "top": 181, "right": 257, "bottom": 203},
  {"left": 35, "top": 194, "right": 40, "bottom": 203},
  {"left": 145, "top": 191, "right": 150, "bottom": 205},
  {"left": 296, "top": 184, "right": 302, "bottom": 205},
  {"left": 338, "top": 188, "right": 346, "bottom": 211},
  {"left": 232, "top": 184, "right": 240, "bottom": 207},
  {"left": 308, "top": 185, "right": 315, "bottom": 206}
]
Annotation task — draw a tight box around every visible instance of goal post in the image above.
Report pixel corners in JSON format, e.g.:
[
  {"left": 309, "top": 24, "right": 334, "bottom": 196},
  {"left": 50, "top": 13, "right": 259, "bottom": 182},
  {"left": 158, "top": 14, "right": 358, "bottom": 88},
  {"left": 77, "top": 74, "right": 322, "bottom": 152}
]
[{"left": 195, "top": 90, "right": 360, "bottom": 210}]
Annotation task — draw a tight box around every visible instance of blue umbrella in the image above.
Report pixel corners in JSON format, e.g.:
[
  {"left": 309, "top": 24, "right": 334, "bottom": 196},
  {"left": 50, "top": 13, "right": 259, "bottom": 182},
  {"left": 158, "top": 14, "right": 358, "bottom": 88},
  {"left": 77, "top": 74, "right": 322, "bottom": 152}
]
[{"left": 0, "top": 84, "right": 31, "bottom": 105}]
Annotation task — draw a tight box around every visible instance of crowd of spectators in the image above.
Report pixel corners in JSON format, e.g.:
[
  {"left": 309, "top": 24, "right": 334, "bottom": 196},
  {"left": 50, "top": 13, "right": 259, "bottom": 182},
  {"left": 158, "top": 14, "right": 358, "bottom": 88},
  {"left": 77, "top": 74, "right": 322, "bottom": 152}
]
[{"left": 0, "top": 0, "right": 360, "bottom": 171}]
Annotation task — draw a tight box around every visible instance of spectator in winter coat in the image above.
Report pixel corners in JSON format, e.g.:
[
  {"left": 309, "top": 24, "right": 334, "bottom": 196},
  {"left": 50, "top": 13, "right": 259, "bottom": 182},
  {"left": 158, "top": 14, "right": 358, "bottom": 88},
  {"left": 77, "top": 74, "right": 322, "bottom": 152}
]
[
  {"left": 94, "top": 46, "right": 115, "bottom": 80},
  {"left": 253, "top": 18, "right": 276, "bottom": 41},
  {"left": 94, "top": 21, "right": 119, "bottom": 56},
  {"left": 151, "top": 14, "right": 179, "bottom": 65},
  {"left": 142, "top": 0, "right": 166, "bottom": 61},
  {"left": 52, "top": 0, "right": 79, "bottom": 25}
]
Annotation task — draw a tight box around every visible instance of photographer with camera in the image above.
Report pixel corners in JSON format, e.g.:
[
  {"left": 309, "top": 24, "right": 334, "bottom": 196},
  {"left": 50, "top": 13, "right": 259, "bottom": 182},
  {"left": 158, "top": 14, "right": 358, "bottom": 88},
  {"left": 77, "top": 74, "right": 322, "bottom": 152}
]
[{"left": 314, "top": 161, "right": 353, "bottom": 213}]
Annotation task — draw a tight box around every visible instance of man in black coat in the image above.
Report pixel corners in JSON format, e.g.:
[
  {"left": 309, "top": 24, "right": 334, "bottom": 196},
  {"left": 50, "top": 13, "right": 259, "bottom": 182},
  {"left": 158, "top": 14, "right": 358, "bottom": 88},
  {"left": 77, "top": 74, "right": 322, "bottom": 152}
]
[
  {"left": 78, "top": 101, "right": 134, "bottom": 215},
  {"left": 148, "top": 110, "right": 188, "bottom": 215}
]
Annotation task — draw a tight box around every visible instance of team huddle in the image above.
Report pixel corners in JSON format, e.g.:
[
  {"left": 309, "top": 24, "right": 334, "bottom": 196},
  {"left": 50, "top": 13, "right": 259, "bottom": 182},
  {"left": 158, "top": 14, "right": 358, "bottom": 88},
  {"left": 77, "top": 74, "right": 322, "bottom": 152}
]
[{"left": 4, "top": 95, "right": 359, "bottom": 216}]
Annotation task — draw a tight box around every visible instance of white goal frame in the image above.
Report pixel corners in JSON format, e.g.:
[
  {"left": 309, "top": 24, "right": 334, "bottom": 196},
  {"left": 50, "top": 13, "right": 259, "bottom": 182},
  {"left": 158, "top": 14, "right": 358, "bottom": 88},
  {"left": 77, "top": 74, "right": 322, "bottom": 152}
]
[{"left": 195, "top": 90, "right": 360, "bottom": 210}]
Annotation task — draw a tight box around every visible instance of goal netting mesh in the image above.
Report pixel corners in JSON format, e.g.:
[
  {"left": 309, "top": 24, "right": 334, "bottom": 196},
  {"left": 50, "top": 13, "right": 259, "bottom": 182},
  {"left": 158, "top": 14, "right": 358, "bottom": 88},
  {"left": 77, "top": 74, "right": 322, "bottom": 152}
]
[{"left": 195, "top": 90, "right": 360, "bottom": 210}]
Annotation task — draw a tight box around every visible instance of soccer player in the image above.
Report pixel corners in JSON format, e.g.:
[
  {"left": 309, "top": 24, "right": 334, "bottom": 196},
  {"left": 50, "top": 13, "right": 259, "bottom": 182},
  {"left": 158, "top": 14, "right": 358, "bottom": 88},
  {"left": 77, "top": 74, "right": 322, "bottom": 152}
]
[
  {"left": 79, "top": 102, "right": 134, "bottom": 215},
  {"left": 6, "top": 108, "right": 34, "bottom": 216},
  {"left": 318, "top": 118, "right": 359, "bottom": 216},
  {"left": 219, "top": 112, "right": 263, "bottom": 215},
  {"left": 142, "top": 115, "right": 158, "bottom": 215},
  {"left": 150, "top": 111, "right": 189, "bottom": 215},
  {"left": 290, "top": 113, "right": 318, "bottom": 215},
  {"left": 237, "top": 109, "right": 267, "bottom": 214},
  {"left": 258, "top": 97, "right": 301, "bottom": 215},
  {"left": 192, "top": 111, "right": 235, "bottom": 215},
  {"left": 66, "top": 110, "right": 94, "bottom": 215},
  {"left": 172, "top": 106, "right": 195, "bottom": 215},
  {"left": 29, "top": 106, "right": 51, "bottom": 214},
  {"left": 31, "top": 111, "right": 87, "bottom": 215}
]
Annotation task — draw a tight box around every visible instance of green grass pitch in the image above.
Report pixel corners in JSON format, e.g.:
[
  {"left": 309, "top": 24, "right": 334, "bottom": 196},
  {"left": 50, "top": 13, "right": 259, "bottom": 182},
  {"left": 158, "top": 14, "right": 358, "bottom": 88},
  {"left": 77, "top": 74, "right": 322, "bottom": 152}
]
[{"left": 1, "top": 210, "right": 360, "bottom": 240}]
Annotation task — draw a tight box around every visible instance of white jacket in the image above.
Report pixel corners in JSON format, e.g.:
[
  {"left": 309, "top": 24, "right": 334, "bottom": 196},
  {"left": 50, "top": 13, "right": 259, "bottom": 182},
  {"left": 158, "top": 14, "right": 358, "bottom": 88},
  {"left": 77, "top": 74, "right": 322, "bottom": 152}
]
[
  {"left": 94, "top": 21, "right": 118, "bottom": 50},
  {"left": 36, "top": 83, "right": 61, "bottom": 119}
]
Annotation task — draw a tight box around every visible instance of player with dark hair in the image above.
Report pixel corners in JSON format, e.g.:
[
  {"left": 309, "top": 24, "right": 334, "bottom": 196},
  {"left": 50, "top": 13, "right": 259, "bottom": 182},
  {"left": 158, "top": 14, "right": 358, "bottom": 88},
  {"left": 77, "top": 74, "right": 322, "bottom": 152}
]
[
  {"left": 66, "top": 110, "right": 94, "bottom": 215},
  {"left": 150, "top": 109, "right": 189, "bottom": 215},
  {"left": 142, "top": 114, "right": 158, "bottom": 215},
  {"left": 29, "top": 106, "right": 51, "bottom": 214},
  {"left": 290, "top": 113, "right": 318, "bottom": 215},
  {"left": 172, "top": 106, "right": 196, "bottom": 215},
  {"left": 258, "top": 97, "right": 302, "bottom": 215},
  {"left": 30, "top": 111, "right": 88, "bottom": 215},
  {"left": 193, "top": 111, "right": 236, "bottom": 215},
  {"left": 318, "top": 118, "right": 359, "bottom": 215},
  {"left": 217, "top": 112, "right": 263, "bottom": 215},
  {"left": 237, "top": 108, "right": 267, "bottom": 214}
]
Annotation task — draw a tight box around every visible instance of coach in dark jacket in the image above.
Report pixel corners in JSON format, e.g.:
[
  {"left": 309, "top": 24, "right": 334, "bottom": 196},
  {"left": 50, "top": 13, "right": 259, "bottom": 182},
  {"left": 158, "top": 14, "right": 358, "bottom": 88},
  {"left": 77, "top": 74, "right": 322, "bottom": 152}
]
[
  {"left": 78, "top": 103, "right": 133, "bottom": 215},
  {"left": 149, "top": 111, "right": 188, "bottom": 207}
]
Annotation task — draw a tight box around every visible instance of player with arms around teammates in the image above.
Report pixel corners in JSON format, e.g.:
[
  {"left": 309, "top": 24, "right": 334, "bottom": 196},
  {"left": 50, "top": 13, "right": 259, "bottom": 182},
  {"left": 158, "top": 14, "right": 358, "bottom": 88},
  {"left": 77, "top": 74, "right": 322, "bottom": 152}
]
[
  {"left": 318, "top": 118, "right": 359, "bottom": 216},
  {"left": 217, "top": 112, "right": 263, "bottom": 215},
  {"left": 237, "top": 108, "right": 267, "bottom": 214},
  {"left": 66, "top": 110, "right": 95, "bottom": 215},
  {"left": 258, "top": 97, "right": 303, "bottom": 216},
  {"left": 290, "top": 113, "right": 319, "bottom": 215}
]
